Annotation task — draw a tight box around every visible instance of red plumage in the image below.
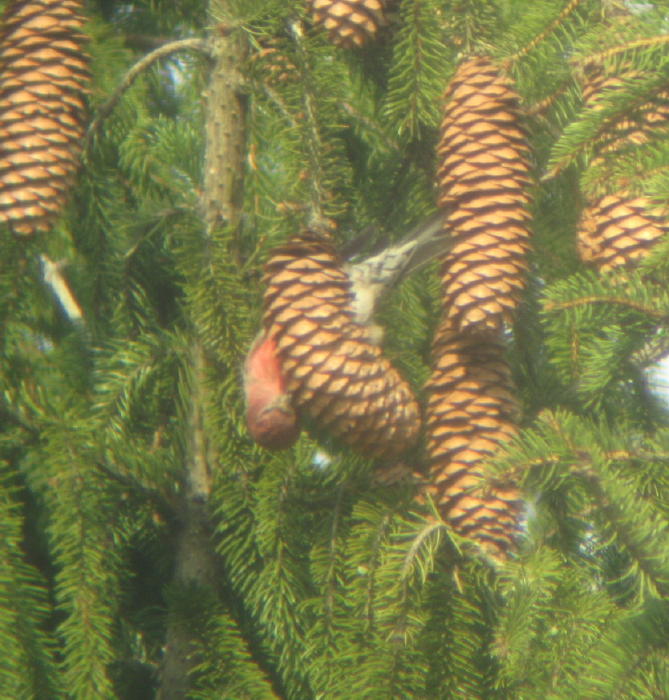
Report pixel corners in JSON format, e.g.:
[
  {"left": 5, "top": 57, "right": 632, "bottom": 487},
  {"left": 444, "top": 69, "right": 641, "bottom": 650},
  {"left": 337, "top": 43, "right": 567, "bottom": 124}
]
[{"left": 244, "top": 332, "right": 301, "bottom": 449}]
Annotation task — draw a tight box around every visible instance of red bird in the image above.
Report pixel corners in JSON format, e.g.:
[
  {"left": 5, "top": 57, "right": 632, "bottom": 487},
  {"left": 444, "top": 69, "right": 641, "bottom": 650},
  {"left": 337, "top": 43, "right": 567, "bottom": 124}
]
[
  {"left": 244, "top": 211, "right": 450, "bottom": 450},
  {"left": 244, "top": 332, "right": 301, "bottom": 449}
]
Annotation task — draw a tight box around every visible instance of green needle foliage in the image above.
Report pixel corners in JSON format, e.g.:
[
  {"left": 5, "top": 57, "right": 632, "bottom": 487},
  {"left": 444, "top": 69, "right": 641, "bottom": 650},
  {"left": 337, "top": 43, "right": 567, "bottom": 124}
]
[{"left": 1, "top": 0, "right": 669, "bottom": 697}]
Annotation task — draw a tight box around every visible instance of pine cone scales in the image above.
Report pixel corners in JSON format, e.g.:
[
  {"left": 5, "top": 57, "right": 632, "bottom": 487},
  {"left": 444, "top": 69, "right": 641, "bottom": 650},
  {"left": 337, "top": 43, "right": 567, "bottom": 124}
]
[
  {"left": 578, "top": 193, "right": 667, "bottom": 273},
  {"left": 308, "top": 0, "right": 387, "bottom": 49},
  {"left": 263, "top": 232, "right": 420, "bottom": 458},
  {"left": 436, "top": 56, "right": 532, "bottom": 332},
  {"left": 425, "top": 323, "right": 521, "bottom": 557},
  {"left": 577, "top": 65, "right": 669, "bottom": 272},
  {"left": 422, "top": 56, "right": 530, "bottom": 557},
  {"left": 0, "top": 0, "right": 90, "bottom": 235}
]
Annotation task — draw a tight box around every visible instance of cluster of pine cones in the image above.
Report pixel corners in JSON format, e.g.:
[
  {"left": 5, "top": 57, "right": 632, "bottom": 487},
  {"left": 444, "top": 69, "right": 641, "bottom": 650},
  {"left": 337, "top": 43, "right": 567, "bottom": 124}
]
[
  {"left": 254, "top": 52, "right": 533, "bottom": 561},
  {"left": 253, "top": 1, "right": 669, "bottom": 562},
  {"left": 2, "top": 0, "right": 666, "bottom": 563},
  {"left": 425, "top": 56, "right": 531, "bottom": 559}
]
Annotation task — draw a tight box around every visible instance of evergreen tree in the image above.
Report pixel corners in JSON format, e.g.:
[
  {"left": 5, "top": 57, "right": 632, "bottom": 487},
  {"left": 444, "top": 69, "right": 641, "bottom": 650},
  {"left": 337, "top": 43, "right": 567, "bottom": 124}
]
[{"left": 1, "top": 0, "right": 669, "bottom": 698}]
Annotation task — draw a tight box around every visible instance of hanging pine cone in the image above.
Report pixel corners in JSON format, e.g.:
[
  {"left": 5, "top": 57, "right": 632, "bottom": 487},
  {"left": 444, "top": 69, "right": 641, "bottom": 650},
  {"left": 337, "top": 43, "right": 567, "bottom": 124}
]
[
  {"left": 308, "top": 0, "right": 388, "bottom": 49},
  {"left": 575, "top": 61, "right": 669, "bottom": 273},
  {"left": 0, "top": 0, "right": 90, "bottom": 236},
  {"left": 436, "top": 56, "right": 532, "bottom": 333},
  {"left": 424, "top": 320, "right": 522, "bottom": 559},
  {"left": 262, "top": 231, "right": 420, "bottom": 458},
  {"left": 578, "top": 192, "right": 668, "bottom": 273}
]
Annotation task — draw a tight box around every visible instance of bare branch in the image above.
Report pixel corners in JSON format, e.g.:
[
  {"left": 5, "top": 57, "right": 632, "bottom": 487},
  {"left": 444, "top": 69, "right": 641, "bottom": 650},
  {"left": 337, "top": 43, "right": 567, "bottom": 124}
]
[{"left": 84, "top": 37, "right": 210, "bottom": 151}]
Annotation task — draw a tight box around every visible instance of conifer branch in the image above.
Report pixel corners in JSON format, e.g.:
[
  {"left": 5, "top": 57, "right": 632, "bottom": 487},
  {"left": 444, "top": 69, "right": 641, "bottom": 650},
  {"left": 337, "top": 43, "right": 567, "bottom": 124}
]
[
  {"left": 579, "top": 469, "right": 669, "bottom": 599},
  {"left": 526, "top": 79, "right": 571, "bottom": 117},
  {"left": 518, "top": 449, "right": 669, "bottom": 474},
  {"left": 93, "top": 459, "right": 173, "bottom": 514},
  {"left": 508, "top": 0, "right": 585, "bottom": 64},
  {"left": 501, "top": 449, "right": 669, "bottom": 484},
  {"left": 289, "top": 20, "right": 331, "bottom": 231},
  {"left": 257, "top": 82, "right": 302, "bottom": 131},
  {"left": 340, "top": 101, "right": 401, "bottom": 153},
  {"left": 84, "top": 38, "right": 210, "bottom": 152},
  {"left": 577, "top": 34, "right": 669, "bottom": 68},
  {"left": 401, "top": 520, "right": 444, "bottom": 580},
  {"left": 630, "top": 331, "right": 669, "bottom": 368},
  {"left": 544, "top": 295, "right": 666, "bottom": 318},
  {"left": 5, "top": 0, "right": 669, "bottom": 693},
  {"left": 364, "top": 512, "right": 393, "bottom": 637},
  {"left": 324, "top": 485, "right": 344, "bottom": 620}
]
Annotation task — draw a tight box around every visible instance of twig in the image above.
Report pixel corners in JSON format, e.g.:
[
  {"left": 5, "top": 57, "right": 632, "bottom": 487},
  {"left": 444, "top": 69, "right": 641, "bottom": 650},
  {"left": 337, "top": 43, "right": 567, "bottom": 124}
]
[
  {"left": 94, "top": 459, "right": 174, "bottom": 515},
  {"left": 526, "top": 78, "right": 572, "bottom": 118},
  {"left": 401, "top": 520, "right": 445, "bottom": 580},
  {"left": 84, "top": 37, "right": 210, "bottom": 152},
  {"left": 545, "top": 295, "right": 666, "bottom": 318},
  {"left": 630, "top": 330, "right": 669, "bottom": 369},
  {"left": 288, "top": 19, "right": 330, "bottom": 231},
  {"left": 39, "top": 254, "right": 84, "bottom": 323},
  {"left": 340, "top": 101, "right": 401, "bottom": 152},
  {"left": 576, "top": 34, "right": 669, "bottom": 68},
  {"left": 507, "top": 0, "right": 585, "bottom": 65}
]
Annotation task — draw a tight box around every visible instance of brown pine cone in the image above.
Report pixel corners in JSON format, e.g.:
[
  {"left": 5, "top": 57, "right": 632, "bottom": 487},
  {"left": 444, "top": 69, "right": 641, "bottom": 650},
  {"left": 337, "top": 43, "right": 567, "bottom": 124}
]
[
  {"left": 0, "top": 0, "right": 90, "bottom": 235},
  {"left": 262, "top": 232, "right": 420, "bottom": 458},
  {"left": 424, "top": 319, "right": 522, "bottom": 559},
  {"left": 436, "top": 56, "right": 533, "bottom": 333},
  {"left": 578, "top": 192, "right": 668, "bottom": 273},
  {"left": 308, "top": 0, "right": 388, "bottom": 49}
]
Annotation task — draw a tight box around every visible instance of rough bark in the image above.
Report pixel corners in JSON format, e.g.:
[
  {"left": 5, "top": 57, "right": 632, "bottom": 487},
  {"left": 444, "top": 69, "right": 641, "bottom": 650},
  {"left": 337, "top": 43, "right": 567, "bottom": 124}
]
[
  {"left": 202, "top": 8, "right": 247, "bottom": 232},
  {"left": 157, "top": 4, "right": 247, "bottom": 697}
]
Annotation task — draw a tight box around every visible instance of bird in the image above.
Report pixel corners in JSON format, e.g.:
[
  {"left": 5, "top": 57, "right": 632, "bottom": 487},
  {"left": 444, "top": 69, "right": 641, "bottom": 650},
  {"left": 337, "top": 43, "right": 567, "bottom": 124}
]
[
  {"left": 244, "top": 210, "right": 451, "bottom": 453},
  {"left": 244, "top": 330, "right": 301, "bottom": 449}
]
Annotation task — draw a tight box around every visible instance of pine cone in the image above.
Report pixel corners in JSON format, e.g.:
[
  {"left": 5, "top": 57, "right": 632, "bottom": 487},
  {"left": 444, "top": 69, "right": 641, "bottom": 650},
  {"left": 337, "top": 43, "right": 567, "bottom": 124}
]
[
  {"left": 0, "top": 0, "right": 90, "bottom": 235},
  {"left": 578, "top": 192, "right": 667, "bottom": 273},
  {"left": 308, "top": 0, "right": 388, "bottom": 49},
  {"left": 436, "top": 56, "right": 532, "bottom": 332},
  {"left": 262, "top": 232, "right": 420, "bottom": 458},
  {"left": 424, "top": 320, "right": 522, "bottom": 559}
]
